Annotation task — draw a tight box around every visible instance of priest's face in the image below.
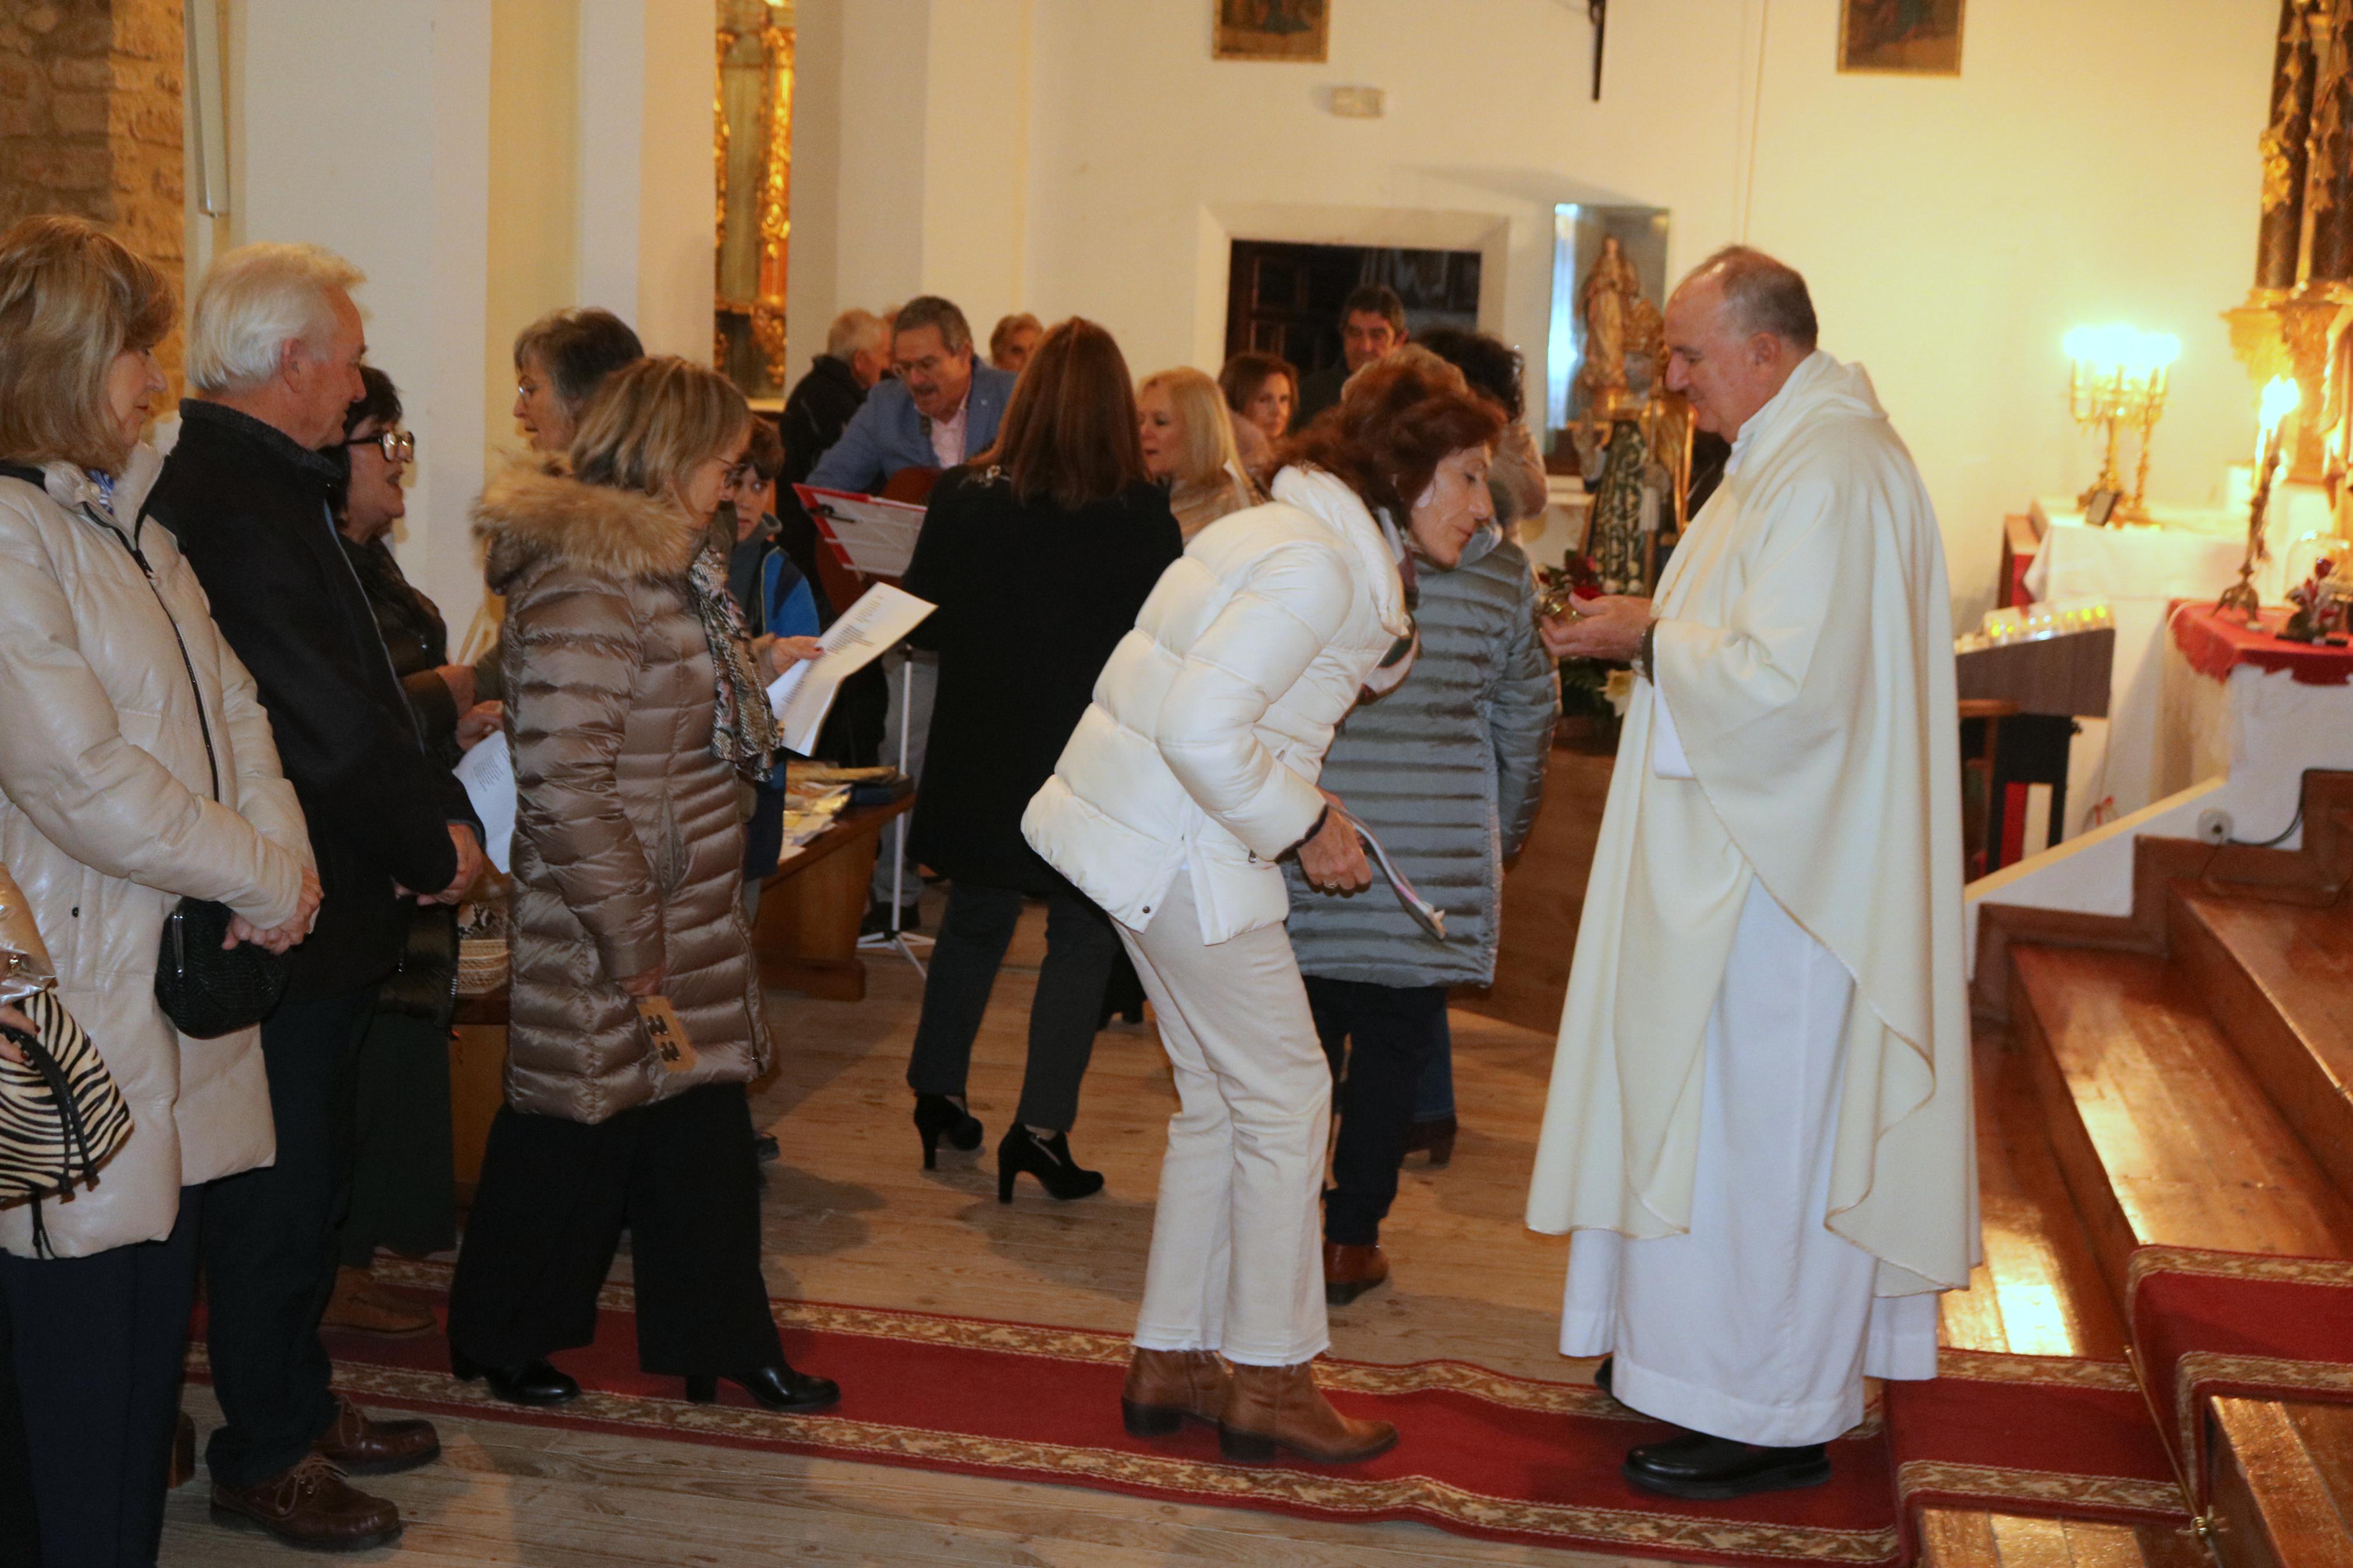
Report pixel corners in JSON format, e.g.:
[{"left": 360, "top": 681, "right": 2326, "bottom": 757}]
[
  {"left": 1406, "top": 446, "right": 1495, "bottom": 569},
  {"left": 1663, "top": 277, "right": 1788, "bottom": 438}
]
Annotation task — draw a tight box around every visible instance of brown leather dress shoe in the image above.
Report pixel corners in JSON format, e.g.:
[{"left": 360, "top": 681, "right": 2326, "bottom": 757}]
[
  {"left": 322, "top": 1265, "right": 436, "bottom": 1337},
  {"left": 1322, "top": 1240, "right": 1391, "bottom": 1306},
  {"left": 315, "top": 1396, "right": 441, "bottom": 1477},
  {"left": 210, "top": 1452, "right": 403, "bottom": 1552},
  {"left": 1120, "top": 1347, "right": 1229, "bottom": 1438},
  {"left": 1219, "top": 1361, "right": 1398, "bottom": 1464}
]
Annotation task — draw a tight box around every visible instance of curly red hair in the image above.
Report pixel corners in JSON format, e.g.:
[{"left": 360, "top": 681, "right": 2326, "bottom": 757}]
[{"left": 1273, "top": 350, "right": 1502, "bottom": 520}]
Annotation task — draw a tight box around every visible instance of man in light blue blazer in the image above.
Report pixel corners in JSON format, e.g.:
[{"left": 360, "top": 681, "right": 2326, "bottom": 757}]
[
  {"left": 804, "top": 294, "right": 1021, "bottom": 933},
  {"left": 807, "top": 295, "right": 1017, "bottom": 492}
]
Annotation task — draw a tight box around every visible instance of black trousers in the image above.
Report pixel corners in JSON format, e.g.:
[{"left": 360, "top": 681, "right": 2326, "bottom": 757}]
[
  {"left": 905, "top": 880, "right": 1119, "bottom": 1131},
  {"left": 1307, "top": 978, "right": 1451, "bottom": 1248},
  {"left": 200, "top": 988, "right": 372, "bottom": 1489},
  {"left": 0, "top": 1188, "right": 200, "bottom": 1567},
  {"left": 446, "top": 1083, "right": 783, "bottom": 1375},
  {"left": 338, "top": 1007, "right": 457, "bottom": 1267}
]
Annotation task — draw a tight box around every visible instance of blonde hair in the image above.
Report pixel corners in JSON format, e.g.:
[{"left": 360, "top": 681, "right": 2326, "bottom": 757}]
[
  {"left": 568, "top": 355, "right": 749, "bottom": 500},
  {"left": 0, "top": 215, "right": 175, "bottom": 474},
  {"left": 1140, "top": 366, "right": 1253, "bottom": 496}
]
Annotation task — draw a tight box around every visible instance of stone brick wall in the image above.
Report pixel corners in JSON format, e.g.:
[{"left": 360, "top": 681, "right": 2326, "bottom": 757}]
[{"left": 0, "top": 0, "right": 187, "bottom": 386}]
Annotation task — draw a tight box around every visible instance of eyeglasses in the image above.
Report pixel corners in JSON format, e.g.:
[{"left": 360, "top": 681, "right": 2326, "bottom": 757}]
[{"left": 346, "top": 429, "right": 414, "bottom": 464}]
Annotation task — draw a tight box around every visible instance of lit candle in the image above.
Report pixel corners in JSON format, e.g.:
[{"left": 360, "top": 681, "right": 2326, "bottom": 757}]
[{"left": 2259, "top": 376, "right": 2301, "bottom": 471}]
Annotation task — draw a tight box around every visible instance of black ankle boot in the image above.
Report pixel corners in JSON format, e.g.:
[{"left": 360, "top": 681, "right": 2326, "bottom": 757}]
[
  {"left": 450, "top": 1347, "right": 580, "bottom": 1406},
  {"left": 997, "top": 1124, "right": 1104, "bottom": 1203},
  {"left": 913, "top": 1094, "right": 982, "bottom": 1169},
  {"left": 684, "top": 1363, "right": 840, "bottom": 1413}
]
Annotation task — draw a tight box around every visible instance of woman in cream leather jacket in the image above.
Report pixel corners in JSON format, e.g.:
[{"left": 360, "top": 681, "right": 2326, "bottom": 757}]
[
  {"left": 1023, "top": 354, "right": 1501, "bottom": 1467},
  {"left": 0, "top": 215, "right": 316, "bottom": 1568}
]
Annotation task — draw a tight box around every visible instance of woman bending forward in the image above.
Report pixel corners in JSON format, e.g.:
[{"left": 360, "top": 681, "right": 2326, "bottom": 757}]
[{"left": 1022, "top": 355, "right": 1501, "bottom": 1464}]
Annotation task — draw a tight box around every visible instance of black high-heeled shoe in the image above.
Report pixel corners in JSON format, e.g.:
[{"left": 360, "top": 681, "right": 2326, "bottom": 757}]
[
  {"left": 997, "top": 1124, "right": 1104, "bottom": 1203},
  {"left": 450, "top": 1347, "right": 580, "bottom": 1406},
  {"left": 914, "top": 1094, "right": 983, "bottom": 1169},
  {"left": 684, "top": 1363, "right": 840, "bottom": 1412}
]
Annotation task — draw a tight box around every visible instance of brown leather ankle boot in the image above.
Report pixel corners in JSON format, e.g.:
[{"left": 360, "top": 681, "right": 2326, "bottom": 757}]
[
  {"left": 1120, "top": 1347, "right": 1229, "bottom": 1438},
  {"left": 1218, "top": 1361, "right": 1398, "bottom": 1464}
]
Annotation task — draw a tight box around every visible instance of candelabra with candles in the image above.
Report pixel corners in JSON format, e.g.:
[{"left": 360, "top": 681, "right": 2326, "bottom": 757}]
[
  {"left": 2065, "top": 325, "right": 2180, "bottom": 525},
  {"left": 2220, "top": 376, "right": 2301, "bottom": 618}
]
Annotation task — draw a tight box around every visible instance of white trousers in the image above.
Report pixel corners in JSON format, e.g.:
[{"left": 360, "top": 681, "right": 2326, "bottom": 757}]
[
  {"left": 1120, "top": 870, "right": 1331, "bottom": 1367},
  {"left": 1560, "top": 880, "right": 1940, "bottom": 1446}
]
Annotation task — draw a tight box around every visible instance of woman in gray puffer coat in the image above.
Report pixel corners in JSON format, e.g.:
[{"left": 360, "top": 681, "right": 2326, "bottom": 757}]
[{"left": 1286, "top": 444, "right": 1556, "bottom": 1306}]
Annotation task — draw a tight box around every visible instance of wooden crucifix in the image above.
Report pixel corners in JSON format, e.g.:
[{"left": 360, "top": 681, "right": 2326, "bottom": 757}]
[{"left": 1589, "top": 0, "right": 1606, "bottom": 100}]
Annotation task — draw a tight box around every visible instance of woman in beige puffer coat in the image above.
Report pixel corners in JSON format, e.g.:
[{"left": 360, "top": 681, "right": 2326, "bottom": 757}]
[
  {"left": 445, "top": 357, "right": 837, "bottom": 1417},
  {"left": 0, "top": 214, "right": 317, "bottom": 1568}
]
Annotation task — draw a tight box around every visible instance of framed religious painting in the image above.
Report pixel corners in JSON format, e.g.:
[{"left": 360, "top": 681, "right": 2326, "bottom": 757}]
[
  {"left": 1838, "top": 0, "right": 1964, "bottom": 76},
  {"left": 1213, "top": 0, "right": 1329, "bottom": 63}
]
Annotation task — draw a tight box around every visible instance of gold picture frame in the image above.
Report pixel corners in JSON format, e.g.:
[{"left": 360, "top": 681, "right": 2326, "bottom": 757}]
[
  {"left": 1213, "top": 0, "right": 1329, "bottom": 63},
  {"left": 716, "top": 2, "right": 793, "bottom": 397},
  {"left": 1837, "top": 0, "right": 1964, "bottom": 77}
]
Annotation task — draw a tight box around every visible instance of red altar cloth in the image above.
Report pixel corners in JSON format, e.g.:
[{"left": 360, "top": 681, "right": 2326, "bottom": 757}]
[{"left": 2169, "top": 600, "right": 2353, "bottom": 685}]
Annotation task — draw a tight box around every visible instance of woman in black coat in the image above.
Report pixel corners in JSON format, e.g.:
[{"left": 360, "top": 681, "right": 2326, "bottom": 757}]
[{"left": 900, "top": 319, "right": 1181, "bottom": 1201}]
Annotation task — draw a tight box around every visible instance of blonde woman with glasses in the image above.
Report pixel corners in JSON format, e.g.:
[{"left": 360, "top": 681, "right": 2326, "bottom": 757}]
[
  {"left": 448, "top": 357, "right": 834, "bottom": 1418},
  {"left": 1135, "top": 367, "right": 1261, "bottom": 539}
]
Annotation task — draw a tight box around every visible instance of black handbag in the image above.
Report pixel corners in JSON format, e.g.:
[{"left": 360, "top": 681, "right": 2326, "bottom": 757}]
[{"left": 0, "top": 461, "right": 291, "bottom": 1036}]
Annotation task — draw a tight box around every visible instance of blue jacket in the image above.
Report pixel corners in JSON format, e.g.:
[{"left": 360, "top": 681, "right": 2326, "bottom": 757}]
[{"left": 805, "top": 365, "right": 1018, "bottom": 492}]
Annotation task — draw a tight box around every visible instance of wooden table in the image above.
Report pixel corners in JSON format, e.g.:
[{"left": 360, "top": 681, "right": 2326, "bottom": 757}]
[{"left": 446, "top": 792, "right": 914, "bottom": 1191}]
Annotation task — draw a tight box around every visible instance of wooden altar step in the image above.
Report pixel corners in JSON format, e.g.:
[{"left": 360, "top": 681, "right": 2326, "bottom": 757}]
[
  {"left": 2208, "top": 1398, "right": 2353, "bottom": 1568},
  {"left": 2008, "top": 942, "right": 2353, "bottom": 1301},
  {"left": 1989, "top": 776, "right": 2353, "bottom": 1567},
  {"left": 1917, "top": 1506, "right": 2209, "bottom": 1568},
  {"left": 2170, "top": 887, "right": 2353, "bottom": 1206}
]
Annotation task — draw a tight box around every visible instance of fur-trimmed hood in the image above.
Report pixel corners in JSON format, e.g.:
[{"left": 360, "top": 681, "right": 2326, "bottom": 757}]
[{"left": 473, "top": 464, "right": 702, "bottom": 595}]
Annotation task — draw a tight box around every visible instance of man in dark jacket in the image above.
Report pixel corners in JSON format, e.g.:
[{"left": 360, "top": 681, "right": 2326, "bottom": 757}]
[
  {"left": 148, "top": 242, "right": 481, "bottom": 1554},
  {"left": 779, "top": 306, "right": 888, "bottom": 488}
]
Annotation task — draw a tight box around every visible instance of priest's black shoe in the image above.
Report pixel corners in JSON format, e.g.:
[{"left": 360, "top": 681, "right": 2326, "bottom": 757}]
[
  {"left": 685, "top": 1364, "right": 840, "bottom": 1413},
  {"left": 998, "top": 1124, "right": 1105, "bottom": 1202},
  {"left": 450, "top": 1349, "right": 580, "bottom": 1407},
  {"left": 1621, "top": 1432, "right": 1830, "bottom": 1500},
  {"left": 914, "top": 1094, "right": 983, "bottom": 1169}
]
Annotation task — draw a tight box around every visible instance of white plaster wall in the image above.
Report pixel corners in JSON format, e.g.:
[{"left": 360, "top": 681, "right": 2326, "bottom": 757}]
[
  {"left": 793, "top": 0, "right": 2279, "bottom": 625},
  {"left": 231, "top": 0, "right": 492, "bottom": 640}
]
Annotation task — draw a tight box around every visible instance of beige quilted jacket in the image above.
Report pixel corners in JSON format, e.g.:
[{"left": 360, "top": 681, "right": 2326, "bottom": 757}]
[
  {"left": 0, "top": 449, "right": 310, "bottom": 1257},
  {"left": 474, "top": 465, "right": 771, "bottom": 1125}
]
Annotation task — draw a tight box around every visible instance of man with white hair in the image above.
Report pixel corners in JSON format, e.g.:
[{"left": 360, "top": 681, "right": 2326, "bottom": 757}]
[
  {"left": 779, "top": 306, "right": 889, "bottom": 489},
  {"left": 1525, "top": 247, "right": 1975, "bottom": 1499},
  {"left": 148, "top": 242, "right": 481, "bottom": 1552}
]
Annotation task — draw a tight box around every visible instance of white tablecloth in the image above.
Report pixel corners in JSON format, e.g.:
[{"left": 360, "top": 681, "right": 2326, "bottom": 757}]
[{"left": 2021, "top": 497, "right": 2256, "bottom": 838}]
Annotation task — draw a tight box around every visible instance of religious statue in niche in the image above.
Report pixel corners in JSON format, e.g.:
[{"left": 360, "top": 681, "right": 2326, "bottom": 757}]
[{"left": 1572, "top": 237, "right": 1672, "bottom": 596}]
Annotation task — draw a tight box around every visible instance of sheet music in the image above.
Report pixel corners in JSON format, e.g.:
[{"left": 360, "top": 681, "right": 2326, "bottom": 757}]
[
  {"left": 792, "top": 484, "right": 928, "bottom": 578},
  {"left": 453, "top": 731, "right": 517, "bottom": 874},
  {"left": 1345, "top": 814, "right": 1447, "bottom": 941},
  {"left": 765, "top": 582, "right": 936, "bottom": 755}
]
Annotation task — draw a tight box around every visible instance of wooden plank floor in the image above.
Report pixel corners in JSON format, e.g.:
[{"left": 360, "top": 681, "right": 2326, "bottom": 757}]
[{"left": 157, "top": 892, "right": 2121, "bottom": 1563}]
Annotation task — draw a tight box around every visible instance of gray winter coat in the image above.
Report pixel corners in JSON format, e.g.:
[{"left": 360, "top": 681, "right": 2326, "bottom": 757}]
[{"left": 1283, "top": 525, "right": 1557, "bottom": 987}]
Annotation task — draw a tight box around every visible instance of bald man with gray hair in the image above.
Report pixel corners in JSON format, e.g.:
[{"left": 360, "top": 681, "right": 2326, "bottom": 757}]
[{"left": 1525, "top": 245, "right": 1974, "bottom": 1501}]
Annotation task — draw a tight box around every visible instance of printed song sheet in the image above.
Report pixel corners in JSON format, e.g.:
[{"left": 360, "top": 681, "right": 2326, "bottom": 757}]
[
  {"left": 453, "top": 731, "right": 517, "bottom": 874},
  {"left": 766, "top": 583, "right": 936, "bottom": 755},
  {"left": 1349, "top": 815, "right": 1447, "bottom": 940},
  {"left": 792, "top": 485, "right": 928, "bottom": 578}
]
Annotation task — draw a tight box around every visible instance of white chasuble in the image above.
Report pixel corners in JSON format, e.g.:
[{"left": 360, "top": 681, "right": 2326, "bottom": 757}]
[{"left": 1526, "top": 352, "right": 1979, "bottom": 1420}]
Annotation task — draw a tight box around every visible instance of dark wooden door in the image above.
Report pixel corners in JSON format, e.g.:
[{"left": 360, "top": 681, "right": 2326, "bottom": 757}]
[{"left": 1223, "top": 240, "right": 1484, "bottom": 373}]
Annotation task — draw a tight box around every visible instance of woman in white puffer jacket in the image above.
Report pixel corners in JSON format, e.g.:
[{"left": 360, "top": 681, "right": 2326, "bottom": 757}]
[{"left": 1023, "top": 355, "right": 1501, "bottom": 1465}]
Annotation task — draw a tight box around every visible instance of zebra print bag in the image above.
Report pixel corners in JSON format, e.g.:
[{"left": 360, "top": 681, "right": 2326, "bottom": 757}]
[{"left": 0, "top": 988, "right": 133, "bottom": 1253}]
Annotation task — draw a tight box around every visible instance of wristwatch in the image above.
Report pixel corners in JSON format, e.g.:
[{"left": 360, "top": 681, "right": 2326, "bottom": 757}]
[{"left": 1635, "top": 620, "right": 1659, "bottom": 684}]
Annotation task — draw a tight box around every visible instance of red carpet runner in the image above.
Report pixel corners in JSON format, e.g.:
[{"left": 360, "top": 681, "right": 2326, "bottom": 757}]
[{"left": 185, "top": 1260, "right": 2186, "bottom": 1565}]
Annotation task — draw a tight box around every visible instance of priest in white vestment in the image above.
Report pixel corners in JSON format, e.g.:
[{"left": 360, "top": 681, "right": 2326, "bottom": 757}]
[{"left": 1525, "top": 247, "right": 1977, "bottom": 1501}]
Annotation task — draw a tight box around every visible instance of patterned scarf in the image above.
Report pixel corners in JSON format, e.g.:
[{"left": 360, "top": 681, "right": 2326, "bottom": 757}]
[{"left": 686, "top": 541, "right": 780, "bottom": 771}]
